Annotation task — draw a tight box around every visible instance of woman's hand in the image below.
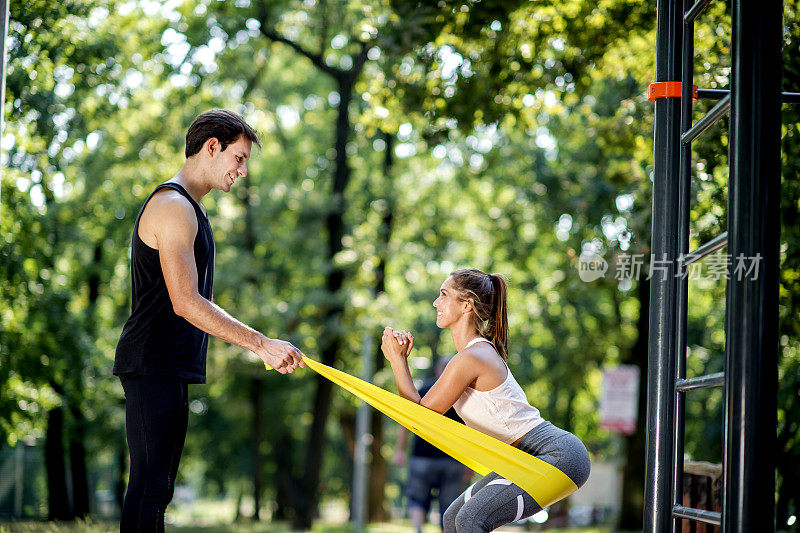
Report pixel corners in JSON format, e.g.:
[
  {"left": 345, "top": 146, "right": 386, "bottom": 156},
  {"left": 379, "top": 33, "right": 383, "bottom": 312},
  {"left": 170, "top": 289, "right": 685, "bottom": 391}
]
[
  {"left": 396, "top": 329, "right": 414, "bottom": 356},
  {"left": 381, "top": 327, "right": 422, "bottom": 404},
  {"left": 381, "top": 326, "right": 414, "bottom": 363}
]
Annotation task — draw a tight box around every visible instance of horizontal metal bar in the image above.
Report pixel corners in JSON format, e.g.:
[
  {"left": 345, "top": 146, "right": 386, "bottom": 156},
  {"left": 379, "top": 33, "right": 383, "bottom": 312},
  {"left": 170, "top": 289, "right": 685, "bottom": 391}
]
[
  {"left": 673, "top": 505, "right": 722, "bottom": 526},
  {"left": 676, "top": 372, "right": 725, "bottom": 392},
  {"left": 697, "top": 88, "right": 800, "bottom": 103},
  {"left": 681, "top": 94, "right": 731, "bottom": 144},
  {"left": 680, "top": 231, "right": 728, "bottom": 266},
  {"left": 684, "top": 0, "right": 715, "bottom": 23},
  {"left": 782, "top": 92, "right": 800, "bottom": 103},
  {"left": 697, "top": 89, "right": 730, "bottom": 100}
]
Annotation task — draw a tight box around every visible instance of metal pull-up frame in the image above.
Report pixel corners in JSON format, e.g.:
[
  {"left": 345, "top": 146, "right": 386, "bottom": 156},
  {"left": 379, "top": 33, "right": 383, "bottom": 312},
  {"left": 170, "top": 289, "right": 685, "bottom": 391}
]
[{"left": 645, "top": 0, "right": 783, "bottom": 532}]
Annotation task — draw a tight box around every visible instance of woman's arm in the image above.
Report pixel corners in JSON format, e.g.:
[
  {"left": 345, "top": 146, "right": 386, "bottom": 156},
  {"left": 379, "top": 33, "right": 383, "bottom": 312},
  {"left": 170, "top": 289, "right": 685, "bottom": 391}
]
[
  {"left": 381, "top": 327, "right": 481, "bottom": 413},
  {"left": 419, "top": 354, "right": 480, "bottom": 413},
  {"left": 381, "top": 327, "right": 421, "bottom": 402}
]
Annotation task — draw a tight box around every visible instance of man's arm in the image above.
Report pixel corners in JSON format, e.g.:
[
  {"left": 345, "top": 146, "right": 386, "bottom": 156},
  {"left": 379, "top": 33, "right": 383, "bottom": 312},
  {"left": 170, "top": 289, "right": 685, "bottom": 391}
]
[
  {"left": 393, "top": 426, "right": 410, "bottom": 467},
  {"left": 146, "top": 192, "right": 304, "bottom": 374}
]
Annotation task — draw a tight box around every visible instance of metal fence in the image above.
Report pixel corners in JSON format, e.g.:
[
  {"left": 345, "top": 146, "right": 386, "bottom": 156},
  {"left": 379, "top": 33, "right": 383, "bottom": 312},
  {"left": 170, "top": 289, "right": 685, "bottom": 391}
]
[{"left": 0, "top": 444, "right": 47, "bottom": 518}]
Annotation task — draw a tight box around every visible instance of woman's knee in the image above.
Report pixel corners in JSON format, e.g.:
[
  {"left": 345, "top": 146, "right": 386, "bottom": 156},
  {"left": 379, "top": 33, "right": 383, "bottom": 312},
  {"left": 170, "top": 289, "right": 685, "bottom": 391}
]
[
  {"left": 453, "top": 504, "right": 490, "bottom": 533},
  {"left": 564, "top": 435, "right": 592, "bottom": 488},
  {"left": 442, "top": 498, "right": 461, "bottom": 532}
]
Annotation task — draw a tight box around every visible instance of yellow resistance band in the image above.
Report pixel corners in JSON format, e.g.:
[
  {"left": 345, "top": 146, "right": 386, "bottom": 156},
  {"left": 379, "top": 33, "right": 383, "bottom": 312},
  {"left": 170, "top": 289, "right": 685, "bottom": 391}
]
[{"left": 267, "top": 356, "right": 578, "bottom": 508}]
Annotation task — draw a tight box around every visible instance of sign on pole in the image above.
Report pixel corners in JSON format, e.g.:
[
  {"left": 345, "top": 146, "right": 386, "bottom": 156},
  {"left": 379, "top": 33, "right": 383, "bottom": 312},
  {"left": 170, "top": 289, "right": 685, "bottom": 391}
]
[{"left": 600, "top": 365, "right": 640, "bottom": 435}]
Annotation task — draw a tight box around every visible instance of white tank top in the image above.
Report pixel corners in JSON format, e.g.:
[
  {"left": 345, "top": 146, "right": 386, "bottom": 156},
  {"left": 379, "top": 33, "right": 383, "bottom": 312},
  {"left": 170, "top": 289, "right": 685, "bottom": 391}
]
[{"left": 452, "top": 337, "right": 544, "bottom": 444}]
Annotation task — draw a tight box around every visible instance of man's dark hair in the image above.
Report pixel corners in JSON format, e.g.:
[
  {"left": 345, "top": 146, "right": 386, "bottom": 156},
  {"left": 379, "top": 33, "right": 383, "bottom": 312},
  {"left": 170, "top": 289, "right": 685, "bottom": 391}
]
[{"left": 185, "top": 109, "right": 261, "bottom": 158}]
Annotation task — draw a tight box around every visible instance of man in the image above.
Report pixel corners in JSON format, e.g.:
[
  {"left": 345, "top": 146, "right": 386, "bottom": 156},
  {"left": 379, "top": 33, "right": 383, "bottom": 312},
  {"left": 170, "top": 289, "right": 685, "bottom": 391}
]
[
  {"left": 393, "top": 356, "right": 470, "bottom": 533},
  {"left": 113, "top": 109, "right": 304, "bottom": 532}
]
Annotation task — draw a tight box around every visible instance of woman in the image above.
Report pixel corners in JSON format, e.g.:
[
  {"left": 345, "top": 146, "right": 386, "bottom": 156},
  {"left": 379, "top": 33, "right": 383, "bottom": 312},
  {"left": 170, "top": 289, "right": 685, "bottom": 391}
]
[{"left": 381, "top": 268, "right": 590, "bottom": 533}]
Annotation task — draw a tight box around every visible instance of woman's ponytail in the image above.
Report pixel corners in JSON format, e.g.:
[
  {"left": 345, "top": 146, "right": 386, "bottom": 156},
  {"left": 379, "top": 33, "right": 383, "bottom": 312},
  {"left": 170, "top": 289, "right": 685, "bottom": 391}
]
[
  {"left": 450, "top": 268, "right": 510, "bottom": 360},
  {"left": 489, "top": 273, "right": 508, "bottom": 360}
]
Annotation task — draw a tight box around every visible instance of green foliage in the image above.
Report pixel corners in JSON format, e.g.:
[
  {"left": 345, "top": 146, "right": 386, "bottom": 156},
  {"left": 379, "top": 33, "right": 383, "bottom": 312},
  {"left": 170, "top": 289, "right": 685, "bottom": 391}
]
[
  {"left": 1, "top": 0, "right": 798, "bottom": 527},
  {"left": 777, "top": 1, "right": 800, "bottom": 526}
]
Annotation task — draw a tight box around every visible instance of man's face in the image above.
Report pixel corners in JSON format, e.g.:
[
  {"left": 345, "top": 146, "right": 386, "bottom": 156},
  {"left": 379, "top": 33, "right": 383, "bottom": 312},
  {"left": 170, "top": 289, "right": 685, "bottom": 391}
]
[{"left": 210, "top": 135, "right": 252, "bottom": 192}]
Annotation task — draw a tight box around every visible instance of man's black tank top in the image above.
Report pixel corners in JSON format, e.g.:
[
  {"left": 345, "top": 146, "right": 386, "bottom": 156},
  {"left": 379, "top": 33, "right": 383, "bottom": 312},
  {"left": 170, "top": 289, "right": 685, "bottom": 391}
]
[
  {"left": 113, "top": 183, "right": 214, "bottom": 383},
  {"left": 411, "top": 380, "right": 463, "bottom": 459}
]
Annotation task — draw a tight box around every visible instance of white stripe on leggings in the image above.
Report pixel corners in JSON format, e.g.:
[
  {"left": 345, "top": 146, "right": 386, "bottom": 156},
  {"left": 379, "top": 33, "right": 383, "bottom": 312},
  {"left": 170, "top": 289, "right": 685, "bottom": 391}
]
[
  {"left": 513, "top": 494, "right": 524, "bottom": 522},
  {"left": 486, "top": 478, "right": 512, "bottom": 487}
]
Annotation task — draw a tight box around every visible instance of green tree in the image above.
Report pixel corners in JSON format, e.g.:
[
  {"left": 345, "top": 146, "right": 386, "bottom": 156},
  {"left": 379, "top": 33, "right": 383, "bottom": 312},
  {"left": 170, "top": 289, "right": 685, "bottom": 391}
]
[
  {"left": 3, "top": 1, "right": 797, "bottom": 528},
  {"left": 1, "top": 0, "right": 163, "bottom": 518}
]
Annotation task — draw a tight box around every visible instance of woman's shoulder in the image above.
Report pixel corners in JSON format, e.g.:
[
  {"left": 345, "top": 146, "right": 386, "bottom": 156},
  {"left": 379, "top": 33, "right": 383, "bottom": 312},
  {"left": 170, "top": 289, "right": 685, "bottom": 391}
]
[
  {"left": 454, "top": 342, "right": 503, "bottom": 368},
  {"left": 453, "top": 342, "right": 508, "bottom": 391}
]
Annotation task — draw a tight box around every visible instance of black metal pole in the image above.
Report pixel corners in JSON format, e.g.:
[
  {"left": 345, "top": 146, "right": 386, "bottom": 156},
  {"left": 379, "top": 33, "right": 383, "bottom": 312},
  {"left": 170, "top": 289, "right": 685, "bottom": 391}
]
[
  {"left": 723, "top": 0, "right": 782, "bottom": 532},
  {"left": 672, "top": 0, "right": 695, "bottom": 529},
  {"left": 645, "top": 0, "right": 683, "bottom": 531}
]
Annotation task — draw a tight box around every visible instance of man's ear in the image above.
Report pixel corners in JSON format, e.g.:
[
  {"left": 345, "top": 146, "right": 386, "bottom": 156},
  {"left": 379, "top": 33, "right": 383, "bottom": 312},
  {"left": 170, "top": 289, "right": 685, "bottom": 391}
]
[{"left": 205, "top": 137, "right": 219, "bottom": 157}]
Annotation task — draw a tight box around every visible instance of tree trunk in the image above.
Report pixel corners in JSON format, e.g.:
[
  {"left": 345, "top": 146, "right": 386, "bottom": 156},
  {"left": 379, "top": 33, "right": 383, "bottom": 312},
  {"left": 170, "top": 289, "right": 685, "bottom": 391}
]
[
  {"left": 775, "top": 375, "right": 800, "bottom": 528},
  {"left": 251, "top": 377, "right": 263, "bottom": 521},
  {"left": 366, "top": 131, "right": 394, "bottom": 523},
  {"left": 563, "top": 388, "right": 575, "bottom": 435},
  {"left": 65, "top": 242, "right": 102, "bottom": 518},
  {"left": 68, "top": 406, "right": 90, "bottom": 518},
  {"left": 234, "top": 487, "right": 244, "bottom": 522},
  {"left": 340, "top": 410, "right": 356, "bottom": 456},
  {"left": 617, "top": 277, "right": 650, "bottom": 529},
  {"left": 295, "top": 375, "right": 334, "bottom": 528},
  {"left": 253, "top": 24, "right": 371, "bottom": 528},
  {"left": 274, "top": 427, "right": 296, "bottom": 521},
  {"left": 367, "top": 411, "right": 388, "bottom": 521},
  {"left": 239, "top": 178, "right": 266, "bottom": 522},
  {"left": 46, "top": 407, "right": 72, "bottom": 520},
  {"left": 294, "top": 77, "right": 355, "bottom": 530}
]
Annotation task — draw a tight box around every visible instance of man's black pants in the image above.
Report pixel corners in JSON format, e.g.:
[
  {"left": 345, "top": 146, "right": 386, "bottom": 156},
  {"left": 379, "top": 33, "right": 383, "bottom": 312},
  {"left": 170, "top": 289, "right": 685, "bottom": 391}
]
[{"left": 120, "top": 374, "right": 189, "bottom": 533}]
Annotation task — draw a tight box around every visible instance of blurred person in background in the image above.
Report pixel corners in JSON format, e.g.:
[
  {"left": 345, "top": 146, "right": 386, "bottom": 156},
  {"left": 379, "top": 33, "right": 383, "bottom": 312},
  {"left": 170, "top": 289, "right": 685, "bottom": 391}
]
[{"left": 393, "top": 356, "right": 471, "bottom": 533}]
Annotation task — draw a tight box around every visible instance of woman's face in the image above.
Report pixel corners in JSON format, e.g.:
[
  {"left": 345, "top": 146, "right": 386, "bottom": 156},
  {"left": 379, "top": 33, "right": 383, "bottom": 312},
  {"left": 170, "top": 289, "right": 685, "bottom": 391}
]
[{"left": 433, "top": 276, "right": 468, "bottom": 328}]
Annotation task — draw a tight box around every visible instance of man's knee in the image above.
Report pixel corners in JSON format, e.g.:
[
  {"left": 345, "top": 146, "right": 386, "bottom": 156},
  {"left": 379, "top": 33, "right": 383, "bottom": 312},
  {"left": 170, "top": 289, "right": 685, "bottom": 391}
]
[{"left": 142, "top": 469, "right": 175, "bottom": 509}]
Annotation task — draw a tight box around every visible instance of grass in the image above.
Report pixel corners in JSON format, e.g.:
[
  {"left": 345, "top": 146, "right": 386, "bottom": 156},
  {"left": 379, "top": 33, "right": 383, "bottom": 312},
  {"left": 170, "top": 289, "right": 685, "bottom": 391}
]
[
  {"left": 0, "top": 521, "right": 618, "bottom": 533},
  {"left": 0, "top": 499, "right": 620, "bottom": 533},
  {"left": 0, "top": 520, "right": 392, "bottom": 532}
]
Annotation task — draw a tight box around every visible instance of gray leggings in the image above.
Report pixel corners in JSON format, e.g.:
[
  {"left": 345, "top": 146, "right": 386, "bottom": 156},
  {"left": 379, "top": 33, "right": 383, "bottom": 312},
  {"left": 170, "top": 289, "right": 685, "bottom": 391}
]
[{"left": 442, "top": 421, "right": 590, "bottom": 533}]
